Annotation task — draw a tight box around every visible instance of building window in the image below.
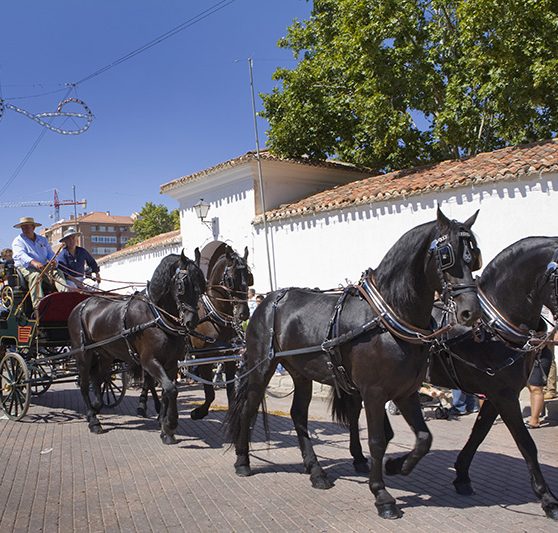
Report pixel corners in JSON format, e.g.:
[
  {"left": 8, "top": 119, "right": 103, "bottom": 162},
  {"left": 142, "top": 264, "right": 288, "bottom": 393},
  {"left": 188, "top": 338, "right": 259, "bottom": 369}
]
[
  {"left": 120, "top": 236, "right": 129, "bottom": 244},
  {"left": 98, "top": 225, "right": 106, "bottom": 232},
  {"left": 92, "top": 247, "right": 117, "bottom": 255},
  {"left": 91, "top": 235, "right": 117, "bottom": 244},
  {"left": 107, "top": 226, "right": 115, "bottom": 232},
  {"left": 120, "top": 226, "right": 128, "bottom": 232}
]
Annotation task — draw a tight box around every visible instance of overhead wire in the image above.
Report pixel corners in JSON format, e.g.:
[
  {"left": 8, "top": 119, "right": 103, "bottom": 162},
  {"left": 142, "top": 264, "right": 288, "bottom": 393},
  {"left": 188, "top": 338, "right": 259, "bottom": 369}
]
[{"left": 1, "top": 0, "right": 236, "bottom": 200}]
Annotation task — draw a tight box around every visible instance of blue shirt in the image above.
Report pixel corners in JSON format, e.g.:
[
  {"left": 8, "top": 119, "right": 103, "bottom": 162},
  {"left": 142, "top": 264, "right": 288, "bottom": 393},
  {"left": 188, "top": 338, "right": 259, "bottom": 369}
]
[
  {"left": 12, "top": 233, "right": 56, "bottom": 269},
  {"left": 58, "top": 246, "right": 99, "bottom": 278}
]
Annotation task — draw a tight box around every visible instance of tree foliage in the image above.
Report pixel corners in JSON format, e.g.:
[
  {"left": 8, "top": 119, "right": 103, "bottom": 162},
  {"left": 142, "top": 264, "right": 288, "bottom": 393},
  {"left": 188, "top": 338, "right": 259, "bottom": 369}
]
[
  {"left": 127, "top": 202, "right": 180, "bottom": 246},
  {"left": 262, "top": 0, "right": 558, "bottom": 172}
]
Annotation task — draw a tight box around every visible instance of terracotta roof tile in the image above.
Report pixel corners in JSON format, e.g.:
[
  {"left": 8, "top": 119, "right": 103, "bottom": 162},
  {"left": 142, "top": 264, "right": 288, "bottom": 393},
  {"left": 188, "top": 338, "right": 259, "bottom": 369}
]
[
  {"left": 97, "top": 230, "right": 181, "bottom": 265},
  {"left": 258, "top": 139, "right": 558, "bottom": 223},
  {"left": 78, "top": 212, "right": 134, "bottom": 224},
  {"left": 160, "top": 150, "right": 371, "bottom": 193}
]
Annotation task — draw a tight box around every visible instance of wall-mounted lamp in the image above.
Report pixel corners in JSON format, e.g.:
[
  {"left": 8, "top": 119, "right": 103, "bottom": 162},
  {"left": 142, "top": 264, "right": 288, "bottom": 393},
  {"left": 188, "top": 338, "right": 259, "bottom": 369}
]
[{"left": 193, "top": 198, "right": 218, "bottom": 236}]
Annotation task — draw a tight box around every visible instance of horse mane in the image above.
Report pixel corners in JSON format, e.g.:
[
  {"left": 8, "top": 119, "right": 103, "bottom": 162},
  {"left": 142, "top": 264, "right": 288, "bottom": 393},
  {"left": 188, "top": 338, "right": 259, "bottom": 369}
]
[
  {"left": 480, "top": 236, "right": 558, "bottom": 311},
  {"left": 148, "top": 254, "right": 180, "bottom": 305},
  {"left": 374, "top": 220, "right": 438, "bottom": 314}
]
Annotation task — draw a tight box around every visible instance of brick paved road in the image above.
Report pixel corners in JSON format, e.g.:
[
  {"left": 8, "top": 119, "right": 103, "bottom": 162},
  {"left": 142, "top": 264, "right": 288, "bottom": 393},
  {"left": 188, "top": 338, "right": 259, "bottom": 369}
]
[{"left": 1, "top": 381, "right": 557, "bottom": 532}]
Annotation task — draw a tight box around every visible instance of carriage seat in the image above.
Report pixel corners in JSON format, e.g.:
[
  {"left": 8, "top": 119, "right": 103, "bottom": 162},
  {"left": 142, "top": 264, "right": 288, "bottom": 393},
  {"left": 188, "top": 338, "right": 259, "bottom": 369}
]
[{"left": 37, "top": 292, "right": 91, "bottom": 323}]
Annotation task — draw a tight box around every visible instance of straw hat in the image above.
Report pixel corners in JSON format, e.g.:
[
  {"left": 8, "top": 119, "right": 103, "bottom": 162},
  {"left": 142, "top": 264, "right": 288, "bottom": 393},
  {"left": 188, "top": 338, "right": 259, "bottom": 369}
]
[
  {"left": 14, "top": 216, "right": 42, "bottom": 229},
  {"left": 59, "top": 226, "right": 81, "bottom": 242}
]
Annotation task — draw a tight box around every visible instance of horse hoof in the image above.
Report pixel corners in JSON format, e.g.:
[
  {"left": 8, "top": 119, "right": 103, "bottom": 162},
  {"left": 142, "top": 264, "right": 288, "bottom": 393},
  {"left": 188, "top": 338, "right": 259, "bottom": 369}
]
[
  {"left": 353, "top": 460, "right": 370, "bottom": 474},
  {"left": 377, "top": 503, "right": 403, "bottom": 520},
  {"left": 453, "top": 479, "right": 475, "bottom": 496},
  {"left": 384, "top": 457, "right": 404, "bottom": 476},
  {"left": 137, "top": 407, "right": 147, "bottom": 418},
  {"left": 89, "top": 424, "right": 104, "bottom": 435},
  {"left": 543, "top": 504, "right": 558, "bottom": 520},
  {"left": 160, "top": 433, "right": 178, "bottom": 445},
  {"left": 235, "top": 465, "right": 252, "bottom": 477},
  {"left": 190, "top": 408, "right": 208, "bottom": 420},
  {"left": 310, "top": 475, "right": 334, "bottom": 490}
]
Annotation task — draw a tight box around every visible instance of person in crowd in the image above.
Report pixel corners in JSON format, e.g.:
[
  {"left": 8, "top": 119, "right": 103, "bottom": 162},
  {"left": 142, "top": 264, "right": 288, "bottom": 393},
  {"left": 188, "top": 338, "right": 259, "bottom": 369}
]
[
  {"left": 255, "top": 293, "right": 264, "bottom": 305},
  {"left": 526, "top": 347, "right": 554, "bottom": 428},
  {"left": 542, "top": 306, "right": 557, "bottom": 400},
  {"left": 12, "top": 216, "right": 67, "bottom": 309},
  {"left": 449, "top": 389, "right": 479, "bottom": 416},
  {"left": 0, "top": 248, "right": 14, "bottom": 285},
  {"left": 525, "top": 306, "right": 556, "bottom": 427},
  {"left": 57, "top": 226, "right": 101, "bottom": 289},
  {"left": 247, "top": 288, "right": 257, "bottom": 316}
]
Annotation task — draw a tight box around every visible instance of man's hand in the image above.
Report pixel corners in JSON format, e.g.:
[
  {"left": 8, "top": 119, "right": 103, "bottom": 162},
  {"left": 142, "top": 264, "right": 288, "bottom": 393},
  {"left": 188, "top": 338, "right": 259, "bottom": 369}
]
[
  {"left": 95, "top": 273, "right": 101, "bottom": 284},
  {"left": 30, "top": 260, "right": 44, "bottom": 270}
]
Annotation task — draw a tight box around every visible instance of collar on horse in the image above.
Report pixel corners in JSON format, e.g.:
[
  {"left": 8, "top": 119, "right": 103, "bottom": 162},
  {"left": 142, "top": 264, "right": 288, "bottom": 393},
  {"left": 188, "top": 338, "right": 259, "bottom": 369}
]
[{"left": 357, "top": 271, "right": 453, "bottom": 344}]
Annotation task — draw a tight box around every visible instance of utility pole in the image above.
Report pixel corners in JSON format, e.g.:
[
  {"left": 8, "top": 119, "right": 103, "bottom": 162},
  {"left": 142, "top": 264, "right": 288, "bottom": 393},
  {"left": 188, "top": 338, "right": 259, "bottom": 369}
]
[{"left": 249, "top": 57, "right": 275, "bottom": 291}]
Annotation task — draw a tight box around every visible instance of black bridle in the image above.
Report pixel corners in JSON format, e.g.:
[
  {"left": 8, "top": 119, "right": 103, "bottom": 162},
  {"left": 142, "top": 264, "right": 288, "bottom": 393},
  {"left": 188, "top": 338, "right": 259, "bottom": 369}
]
[
  {"left": 428, "top": 229, "right": 480, "bottom": 309},
  {"left": 173, "top": 265, "right": 202, "bottom": 327}
]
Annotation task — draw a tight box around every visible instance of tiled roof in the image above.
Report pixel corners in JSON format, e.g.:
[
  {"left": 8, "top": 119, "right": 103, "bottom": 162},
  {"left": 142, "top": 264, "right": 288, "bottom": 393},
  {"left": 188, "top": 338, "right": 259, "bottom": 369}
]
[
  {"left": 97, "top": 230, "right": 181, "bottom": 265},
  {"left": 160, "top": 150, "right": 371, "bottom": 193},
  {"left": 78, "top": 212, "right": 134, "bottom": 224},
  {"left": 257, "top": 139, "right": 558, "bottom": 222}
]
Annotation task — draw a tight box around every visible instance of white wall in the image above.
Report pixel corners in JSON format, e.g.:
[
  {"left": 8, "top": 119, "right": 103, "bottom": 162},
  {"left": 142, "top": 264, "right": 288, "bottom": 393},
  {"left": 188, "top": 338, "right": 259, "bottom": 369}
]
[
  {"left": 253, "top": 173, "right": 558, "bottom": 292},
  {"left": 99, "top": 244, "right": 182, "bottom": 294}
]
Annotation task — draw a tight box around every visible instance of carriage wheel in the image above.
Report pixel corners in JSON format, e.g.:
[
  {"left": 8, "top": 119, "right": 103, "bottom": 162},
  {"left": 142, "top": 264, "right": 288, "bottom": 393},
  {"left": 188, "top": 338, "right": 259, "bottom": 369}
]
[
  {"left": 29, "top": 361, "right": 54, "bottom": 396},
  {"left": 0, "top": 352, "right": 30, "bottom": 421},
  {"left": 100, "top": 370, "right": 128, "bottom": 408}
]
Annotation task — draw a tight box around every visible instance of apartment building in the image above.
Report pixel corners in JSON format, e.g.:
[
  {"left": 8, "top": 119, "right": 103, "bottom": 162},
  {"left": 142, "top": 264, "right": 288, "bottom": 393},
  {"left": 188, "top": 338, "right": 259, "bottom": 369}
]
[{"left": 44, "top": 211, "right": 135, "bottom": 259}]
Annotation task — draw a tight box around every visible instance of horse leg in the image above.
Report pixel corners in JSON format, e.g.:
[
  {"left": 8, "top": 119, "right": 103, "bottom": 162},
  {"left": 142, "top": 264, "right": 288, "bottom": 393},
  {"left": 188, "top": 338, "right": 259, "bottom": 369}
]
[
  {"left": 384, "top": 392, "right": 432, "bottom": 476},
  {"left": 362, "top": 394, "right": 402, "bottom": 519},
  {"left": 77, "top": 354, "right": 104, "bottom": 434},
  {"left": 143, "top": 359, "right": 179, "bottom": 445},
  {"left": 137, "top": 373, "right": 160, "bottom": 417},
  {"left": 190, "top": 364, "right": 215, "bottom": 420},
  {"left": 490, "top": 394, "right": 558, "bottom": 520},
  {"left": 232, "top": 369, "right": 274, "bottom": 477},
  {"left": 347, "top": 393, "right": 369, "bottom": 473},
  {"left": 453, "top": 399, "right": 498, "bottom": 495},
  {"left": 290, "top": 375, "right": 334, "bottom": 489},
  {"left": 224, "top": 360, "right": 237, "bottom": 408}
]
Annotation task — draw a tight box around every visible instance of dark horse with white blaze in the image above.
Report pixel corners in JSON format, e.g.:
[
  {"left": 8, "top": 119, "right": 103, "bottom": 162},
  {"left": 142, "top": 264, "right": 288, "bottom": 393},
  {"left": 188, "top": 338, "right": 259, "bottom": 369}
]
[
  {"left": 226, "top": 209, "right": 482, "bottom": 519},
  {"left": 68, "top": 250, "right": 206, "bottom": 444},
  {"left": 333, "top": 236, "right": 558, "bottom": 520},
  {"left": 137, "top": 245, "right": 251, "bottom": 419}
]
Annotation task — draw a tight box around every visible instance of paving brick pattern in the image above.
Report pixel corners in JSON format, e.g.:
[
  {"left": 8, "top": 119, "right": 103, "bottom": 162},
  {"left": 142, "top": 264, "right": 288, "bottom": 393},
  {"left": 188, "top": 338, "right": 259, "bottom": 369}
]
[{"left": 1, "top": 381, "right": 557, "bottom": 532}]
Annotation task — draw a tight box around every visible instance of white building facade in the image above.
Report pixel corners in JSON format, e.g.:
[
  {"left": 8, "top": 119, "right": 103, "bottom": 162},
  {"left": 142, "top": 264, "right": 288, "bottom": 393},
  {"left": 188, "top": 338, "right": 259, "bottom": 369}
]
[{"left": 100, "top": 140, "right": 558, "bottom": 294}]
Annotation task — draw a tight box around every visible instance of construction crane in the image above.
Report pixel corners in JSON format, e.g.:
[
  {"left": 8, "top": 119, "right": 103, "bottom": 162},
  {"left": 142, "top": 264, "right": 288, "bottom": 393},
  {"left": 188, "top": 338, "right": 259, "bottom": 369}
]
[{"left": 0, "top": 189, "right": 87, "bottom": 221}]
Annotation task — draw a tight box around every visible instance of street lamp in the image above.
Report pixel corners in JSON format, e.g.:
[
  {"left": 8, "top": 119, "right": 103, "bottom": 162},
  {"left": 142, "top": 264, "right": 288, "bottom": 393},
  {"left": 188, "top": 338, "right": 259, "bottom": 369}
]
[
  {"left": 193, "top": 199, "right": 217, "bottom": 235},
  {"left": 193, "top": 199, "right": 211, "bottom": 223}
]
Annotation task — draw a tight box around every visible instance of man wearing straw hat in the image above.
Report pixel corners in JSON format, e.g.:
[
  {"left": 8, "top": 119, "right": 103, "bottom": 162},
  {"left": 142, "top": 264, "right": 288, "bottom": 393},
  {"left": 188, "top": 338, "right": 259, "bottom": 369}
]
[
  {"left": 58, "top": 226, "right": 100, "bottom": 289},
  {"left": 12, "top": 216, "right": 67, "bottom": 310}
]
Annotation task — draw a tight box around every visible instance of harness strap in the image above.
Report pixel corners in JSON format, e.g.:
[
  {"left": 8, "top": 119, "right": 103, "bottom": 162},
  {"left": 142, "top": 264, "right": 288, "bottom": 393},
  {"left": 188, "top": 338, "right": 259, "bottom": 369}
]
[
  {"left": 357, "top": 274, "right": 453, "bottom": 344},
  {"left": 478, "top": 288, "right": 552, "bottom": 350}
]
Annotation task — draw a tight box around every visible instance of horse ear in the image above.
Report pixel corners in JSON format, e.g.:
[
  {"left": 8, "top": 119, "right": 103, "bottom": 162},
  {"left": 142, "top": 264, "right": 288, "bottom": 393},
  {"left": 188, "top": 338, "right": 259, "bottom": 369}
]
[
  {"left": 463, "top": 209, "right": 479, "bottom": 229},
  {"left": 243, "top": 246, "right": 249, "bottom": 261},
  {"left": 180, "top": 249, "right": 188, "bottom": 266},
  {"left": 194, "top": 247, "right": 201, "bottom": 267},
  {"left": 436, "top": 206, "right": 451, "bottom": 230}
]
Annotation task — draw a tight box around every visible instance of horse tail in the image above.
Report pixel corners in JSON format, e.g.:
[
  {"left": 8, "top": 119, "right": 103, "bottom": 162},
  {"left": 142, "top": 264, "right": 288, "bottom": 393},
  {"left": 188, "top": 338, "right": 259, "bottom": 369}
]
[
  {"left": 329, "top": 387, "right": 355, "bottom": 429},
  {"left": 224, "top": 372, "right": 249, "bottom": 446}
]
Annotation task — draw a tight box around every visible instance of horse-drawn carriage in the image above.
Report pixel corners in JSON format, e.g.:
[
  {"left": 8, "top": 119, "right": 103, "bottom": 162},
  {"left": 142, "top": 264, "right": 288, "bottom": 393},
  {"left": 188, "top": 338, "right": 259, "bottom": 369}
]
[{"left": 0, "top": 276, "right": 128, "bottom": 421}]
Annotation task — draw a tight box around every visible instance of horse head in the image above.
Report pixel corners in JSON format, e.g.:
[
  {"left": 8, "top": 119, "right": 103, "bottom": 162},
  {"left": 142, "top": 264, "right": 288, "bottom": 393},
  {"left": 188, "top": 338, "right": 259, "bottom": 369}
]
[
  {"left": 223, "top": 245, "right": 251, "bottom": 322},
  {"left": 428, "top": 207, "right": 482, "bottom": 326},
  {"left": 172, "top": 248, "right": 206, "bottom": 330}
]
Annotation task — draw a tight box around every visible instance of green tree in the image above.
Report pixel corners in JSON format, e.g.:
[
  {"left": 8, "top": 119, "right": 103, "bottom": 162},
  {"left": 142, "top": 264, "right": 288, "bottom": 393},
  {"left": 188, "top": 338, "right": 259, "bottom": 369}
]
[
  {"left": 262, "top": 0, "right": 558, "bottom": 172},
  {"left": 127, "top": 202, "right": 180, "bottom": 246}
]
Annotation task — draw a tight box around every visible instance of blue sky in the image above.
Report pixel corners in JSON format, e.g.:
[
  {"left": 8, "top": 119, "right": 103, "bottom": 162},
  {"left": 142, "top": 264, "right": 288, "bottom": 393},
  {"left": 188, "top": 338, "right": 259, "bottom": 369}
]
[{"left": 0, "top": 0, "right": 312, "bottom": 246}]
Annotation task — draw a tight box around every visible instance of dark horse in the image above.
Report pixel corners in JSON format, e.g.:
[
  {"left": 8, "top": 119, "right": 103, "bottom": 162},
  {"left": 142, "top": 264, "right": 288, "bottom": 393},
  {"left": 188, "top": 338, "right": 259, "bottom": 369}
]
[
  {"left": 226, "top": 208, "right": 482, "bottom": 519},
  {"left": 68, "top": 250, "right": 206, "bottom": 444},
  {"left": 137, "top": 245, "right": 251, "bottom": 419},
  {"left": 334, "top": 236, "right": 558, "bottom": 520}
]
